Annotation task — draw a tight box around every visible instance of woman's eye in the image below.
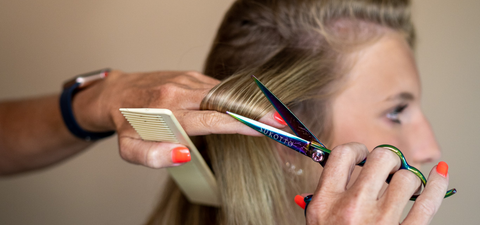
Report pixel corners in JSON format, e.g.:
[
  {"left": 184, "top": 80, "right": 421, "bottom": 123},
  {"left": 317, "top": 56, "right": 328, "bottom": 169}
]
[{"left": 387, "top": 104, "right": 408, "bottom": 124}]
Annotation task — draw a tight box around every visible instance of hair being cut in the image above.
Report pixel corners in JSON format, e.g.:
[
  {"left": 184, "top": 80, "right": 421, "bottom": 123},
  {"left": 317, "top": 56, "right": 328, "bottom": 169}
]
[{"left": 147, "top": 0, "right": 415, "bottom": 224}]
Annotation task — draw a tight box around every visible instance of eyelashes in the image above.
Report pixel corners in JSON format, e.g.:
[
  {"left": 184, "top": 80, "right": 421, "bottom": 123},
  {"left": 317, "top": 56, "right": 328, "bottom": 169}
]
[{"left": 387, "top": 104, "right": 408, "bottom": 124}]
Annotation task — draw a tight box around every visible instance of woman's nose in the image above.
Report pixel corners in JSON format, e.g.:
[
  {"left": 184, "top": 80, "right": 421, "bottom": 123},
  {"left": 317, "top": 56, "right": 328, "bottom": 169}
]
[{"left": 408, "top": 113, "right": 441, "bottom": 165}]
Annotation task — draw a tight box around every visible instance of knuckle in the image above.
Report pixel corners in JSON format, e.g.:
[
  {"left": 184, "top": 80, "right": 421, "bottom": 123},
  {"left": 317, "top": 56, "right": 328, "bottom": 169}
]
[
  {"left": 395, "top": 170, "right": 421, "bottom": 186},
  {"left": 332, "top": 144, "right": 354, "bottom": 156},
  {"left": 332, "top": 142, "right": 367, "bottom": 158},
  {"left": 340, "top": 200, "right": 363, "bottom": 224},
  {"left": 416, "top": 199, "right": 438, "bottom": 216},
  {"left": 161, "top": 82, "right": 178, "bottom": 93},
  {"left": 157, "top": 83, "right": 180, "bottom": 99},
  {"left": 370, "top": 147, "right": 398, "bottom": 162},
  {"left": 200, "top": 112, "right": 220, "bottom": 130},
  {"left": 428, "top": 178, "right": 447, "bottom": 193},
  {"left": 185, "top": 70, "right": 202, "bottom": 78},
  {"left": 174, "top": 73, "right": 193, "bottom": 83},
  {"left": 145, "top": 147, "right": 163, "bottom": 168}
]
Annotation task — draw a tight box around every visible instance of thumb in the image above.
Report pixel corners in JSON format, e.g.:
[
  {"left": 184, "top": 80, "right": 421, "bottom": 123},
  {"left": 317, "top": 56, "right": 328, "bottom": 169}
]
[{"left": 117, "top": 125, "right": 191, "bottom": 168}]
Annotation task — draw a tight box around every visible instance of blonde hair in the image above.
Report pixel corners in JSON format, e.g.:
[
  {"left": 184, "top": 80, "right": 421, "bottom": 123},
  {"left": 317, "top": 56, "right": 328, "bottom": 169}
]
[{"left": 147, "top": 0, "right": 414, "bottom": 224}]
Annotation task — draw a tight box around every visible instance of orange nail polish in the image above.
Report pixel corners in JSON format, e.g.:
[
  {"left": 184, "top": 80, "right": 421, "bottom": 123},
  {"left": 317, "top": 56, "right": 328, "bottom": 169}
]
[
  {"left": 436, "top": 161, "right": 448, "bottom": 177},
  {"left": 294, "top": 195, "right": 306, "bottom": 209},
  {"left": 172, "top": 147, "right": 191, "bottom": 163},
  {"left": 274, "top": 111, "right": 287, "bottom": 126}
]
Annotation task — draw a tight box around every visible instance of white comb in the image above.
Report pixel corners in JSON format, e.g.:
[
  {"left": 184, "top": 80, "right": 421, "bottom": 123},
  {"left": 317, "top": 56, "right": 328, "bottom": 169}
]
[{"left": 119, "top": 108, "right": 220, "bottom": 206}]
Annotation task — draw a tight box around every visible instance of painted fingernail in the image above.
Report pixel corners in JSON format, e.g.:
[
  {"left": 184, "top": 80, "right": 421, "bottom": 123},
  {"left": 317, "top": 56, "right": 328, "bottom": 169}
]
[
  {"left": 436, "top": 161, "right": 448, "bottom": 177},
  {"left": 294, "top": 195, "right": 306, "bottom": 209},
  {"left": 274, "top": 111, "right": 287, "bottom": 125},
  {"left": 171, "top": 147, "right": 191, "bottom": 163}
]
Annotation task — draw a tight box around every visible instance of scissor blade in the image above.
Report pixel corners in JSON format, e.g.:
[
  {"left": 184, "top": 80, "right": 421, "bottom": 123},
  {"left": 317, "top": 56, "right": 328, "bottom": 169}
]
[
  {"left": 252, "top": 75, "right": 325, "bottom": 147},
  {"left": 227, "top": 111, "right": 310, "bottom": 156}
]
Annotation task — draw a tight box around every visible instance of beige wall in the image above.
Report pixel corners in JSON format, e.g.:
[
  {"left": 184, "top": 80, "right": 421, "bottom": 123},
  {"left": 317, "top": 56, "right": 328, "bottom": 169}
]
[
  {"left": 411, "top": 1, "right": 480, "bottom": 224},
  {"left": 0, "top": 0, "right": 478, "bottom": 224}
]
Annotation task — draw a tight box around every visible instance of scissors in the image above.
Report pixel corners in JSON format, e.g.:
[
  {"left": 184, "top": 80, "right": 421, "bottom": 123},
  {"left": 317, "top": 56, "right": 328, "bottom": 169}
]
[{"left": 227, "top": 75, "right": 456, "bottom": 203}]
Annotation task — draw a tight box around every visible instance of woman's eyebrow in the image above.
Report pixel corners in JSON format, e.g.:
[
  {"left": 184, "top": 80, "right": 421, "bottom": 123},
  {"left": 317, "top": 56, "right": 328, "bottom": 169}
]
[{"left": 385, "top": 92, "right": 414, "bottom": 102}]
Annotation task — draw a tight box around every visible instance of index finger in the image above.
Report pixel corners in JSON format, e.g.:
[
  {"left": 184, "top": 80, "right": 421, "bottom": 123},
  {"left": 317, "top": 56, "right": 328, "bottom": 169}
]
[
  {"left": 178, "top": 110, "right": 287, "bottom": 136},
  {"left": 315, "top": 143, "right": 369, "bottom": 194}
]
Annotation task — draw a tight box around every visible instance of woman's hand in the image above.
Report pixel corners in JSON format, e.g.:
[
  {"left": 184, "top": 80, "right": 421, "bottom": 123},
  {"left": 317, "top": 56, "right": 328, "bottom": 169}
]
[
  {"left": 297, "top": 143, "right": 449, "bottom": 225},
  {"left": 73, "top": 70, "right": 286, "bottom": 168}
]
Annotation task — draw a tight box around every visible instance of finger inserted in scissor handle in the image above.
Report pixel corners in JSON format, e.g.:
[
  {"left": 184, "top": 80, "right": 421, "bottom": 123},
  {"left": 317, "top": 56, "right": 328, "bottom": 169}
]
[
  {"left": 376, "top": 144, "right": 456, "bottom": 200},
  {"left": 309, "top": 143, "right": 456, "bottom": 200}
]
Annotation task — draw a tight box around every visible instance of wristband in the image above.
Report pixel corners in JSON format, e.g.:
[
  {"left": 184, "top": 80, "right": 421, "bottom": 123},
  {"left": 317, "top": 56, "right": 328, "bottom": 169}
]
[{"left": 60, "top": 68, "right": 115, "bottom": 141}]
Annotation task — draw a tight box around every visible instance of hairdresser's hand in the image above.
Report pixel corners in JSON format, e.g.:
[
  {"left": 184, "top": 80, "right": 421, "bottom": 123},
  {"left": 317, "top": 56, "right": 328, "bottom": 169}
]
[
  {"left": 73, "top": 70, "right": 286, "bottom": 168},
  {"left": 297, "top": 143, "right": 449, "bottom": 225}
]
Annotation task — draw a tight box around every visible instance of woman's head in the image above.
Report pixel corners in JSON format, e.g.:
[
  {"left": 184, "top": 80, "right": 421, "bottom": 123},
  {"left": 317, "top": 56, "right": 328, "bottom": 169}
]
[
  {"left": 203, "top": 0, "right": 439, "bottom": 166},
  {"left": 203, "top": 0, "right": 418, "bottom": 145},
  {"left": 149, "top": 0, "right": 438, "bottom": 224}
]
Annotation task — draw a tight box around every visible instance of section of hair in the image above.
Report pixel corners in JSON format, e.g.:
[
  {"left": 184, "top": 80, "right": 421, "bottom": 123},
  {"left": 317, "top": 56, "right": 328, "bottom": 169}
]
[{"left": 204, "top": 0, "right": 414, "bottom": 80}]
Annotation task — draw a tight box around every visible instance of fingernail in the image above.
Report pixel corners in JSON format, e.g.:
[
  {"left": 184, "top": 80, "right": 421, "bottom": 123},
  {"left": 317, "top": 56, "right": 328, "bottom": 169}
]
[
  {"left": 294, "top": 195, "right": 306, "bottom": 209},
  {"left": 274, "top": 111, "right": 287, "bottom": 126},
  {"left": 436, "top": 161, "right": 448, "bottom": 177},
  {"left": 171, "top": 147, "right": 191, "bottom": 163}
]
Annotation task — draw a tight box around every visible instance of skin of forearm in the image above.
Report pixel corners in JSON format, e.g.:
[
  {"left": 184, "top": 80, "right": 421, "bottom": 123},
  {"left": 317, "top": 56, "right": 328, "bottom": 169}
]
[{"left": 0, "top": 94, "right": 93, "bottom": 175}]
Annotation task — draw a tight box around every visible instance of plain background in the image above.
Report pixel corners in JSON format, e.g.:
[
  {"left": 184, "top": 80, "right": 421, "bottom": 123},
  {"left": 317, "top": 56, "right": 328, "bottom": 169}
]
[{"left": 0, "top": 0, "right": 478, "bottom": 224}]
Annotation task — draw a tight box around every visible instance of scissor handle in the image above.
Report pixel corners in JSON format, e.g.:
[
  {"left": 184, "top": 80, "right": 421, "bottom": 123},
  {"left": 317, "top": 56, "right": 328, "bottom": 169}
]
[{"left": 310, "top": 143, "right": 456, "bottom": 200}]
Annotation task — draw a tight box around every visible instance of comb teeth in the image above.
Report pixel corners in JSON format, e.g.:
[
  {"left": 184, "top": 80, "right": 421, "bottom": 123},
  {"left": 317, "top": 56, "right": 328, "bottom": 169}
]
[
  {"left": 120, "top": 111, "right": 178, "bottom": 142},
  {"left": 119, "top": 108, "right": 220, "bottom": 206}
]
